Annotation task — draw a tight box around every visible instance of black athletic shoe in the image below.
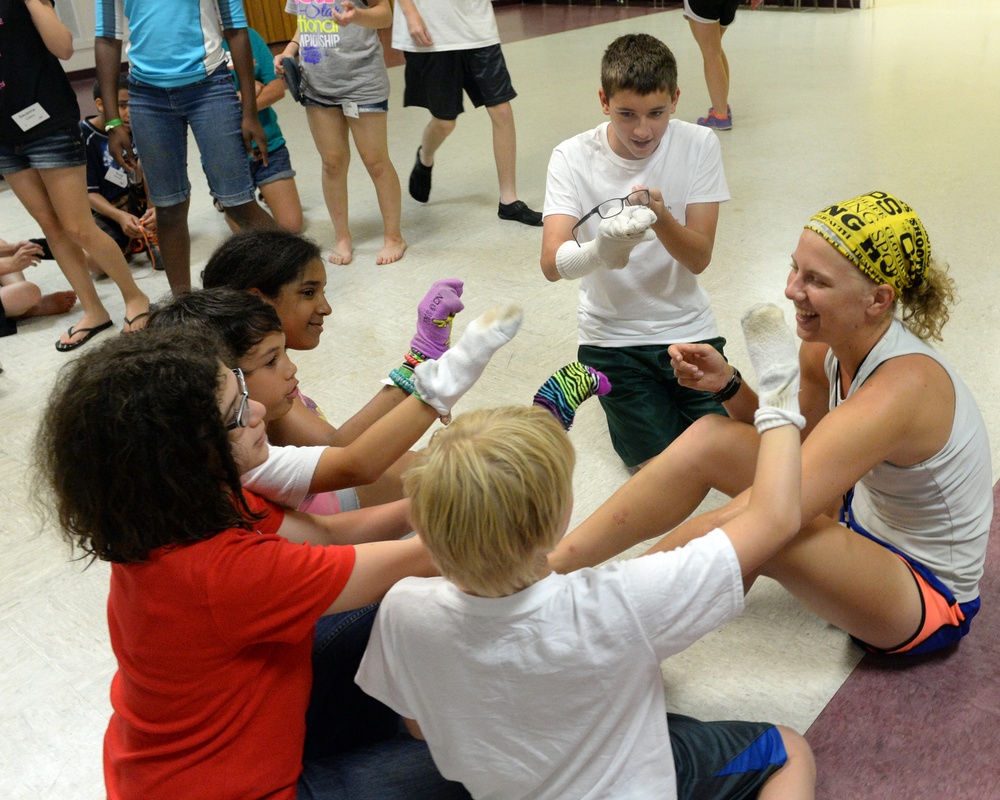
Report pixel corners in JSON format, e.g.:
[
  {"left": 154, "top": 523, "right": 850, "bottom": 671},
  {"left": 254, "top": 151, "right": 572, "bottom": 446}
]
[
  {"left": 498, "top": 200, "right": 542, "bottom": 227},
  {"left": 409, "top": 147, "right": 433, "bottom": 203},
  {"left": 282, "top": 57, "right": 303, "bottom": 103}
]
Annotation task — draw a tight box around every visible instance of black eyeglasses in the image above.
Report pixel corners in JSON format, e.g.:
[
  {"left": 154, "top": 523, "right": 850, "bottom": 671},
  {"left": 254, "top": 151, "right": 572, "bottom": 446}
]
[
  {"left": 225, "top": 368, "right": 250, "bottom": 431},
  {"left": 571, "top": 189, "right": 651, "bottom": 246}
]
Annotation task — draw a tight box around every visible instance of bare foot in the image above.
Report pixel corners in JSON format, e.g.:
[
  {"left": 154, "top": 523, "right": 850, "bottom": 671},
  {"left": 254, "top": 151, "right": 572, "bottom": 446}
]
[
  {"left": 376, "top": 236, "right": 408, "bottom": 265},
  {"left": 59, "top": 312, "right": 113, "bottom": 348},
  {"left": 24, "top": 291, "right": 77, "bottom": 319},
  {"left": 327, "top": 238, "right": 353, "bottom": 266},
  {"left": 122, "top": 298, "right": 151, "bottom": 333}
]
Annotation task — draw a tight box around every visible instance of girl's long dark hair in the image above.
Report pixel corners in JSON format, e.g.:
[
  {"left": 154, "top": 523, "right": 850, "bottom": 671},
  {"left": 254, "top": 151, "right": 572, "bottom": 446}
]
[
  {"left": 35, "top": 328, "right": 259, "bottom": 563},
  {"left": 201, "top": 230, "right": 321, "bottom": 298}
]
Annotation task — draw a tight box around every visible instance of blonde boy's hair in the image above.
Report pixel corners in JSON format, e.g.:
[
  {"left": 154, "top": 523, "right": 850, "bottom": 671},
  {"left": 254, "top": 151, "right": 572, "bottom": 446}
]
[{"left": 405, "top": 406, "right": 575, "bottom": 598}]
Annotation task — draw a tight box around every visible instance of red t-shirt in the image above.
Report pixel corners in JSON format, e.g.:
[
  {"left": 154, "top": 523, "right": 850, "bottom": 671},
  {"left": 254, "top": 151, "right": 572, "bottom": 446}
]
[{"left": 103, "top": 491, "right": 356, "bottom": 799}]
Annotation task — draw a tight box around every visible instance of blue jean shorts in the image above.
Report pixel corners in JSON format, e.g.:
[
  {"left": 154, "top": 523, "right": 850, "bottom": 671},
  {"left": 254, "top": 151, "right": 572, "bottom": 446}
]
[
  {"left": 127, "top": 66, "right": 255, "bottom": 208},
  {"left": 0, "top": 125, "right": 86, "bottom": 175},
  {"left": 301, "top": 96, "right": 389, "bottom": 113},
  {"left": 249, "top": 143, "right": 296, "bottom": 188}
]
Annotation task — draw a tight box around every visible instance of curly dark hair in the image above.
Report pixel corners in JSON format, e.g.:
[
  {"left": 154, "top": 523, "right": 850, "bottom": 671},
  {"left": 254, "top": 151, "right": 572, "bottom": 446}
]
[
  {"left": 201, "top": 230, "right": 321, "bottom": 299},
  {"left": 34, "top": 327, "right": 260, "bottom": 564},
  {"left": 146, "top": 287, "right": 283, "bottom": 363}
]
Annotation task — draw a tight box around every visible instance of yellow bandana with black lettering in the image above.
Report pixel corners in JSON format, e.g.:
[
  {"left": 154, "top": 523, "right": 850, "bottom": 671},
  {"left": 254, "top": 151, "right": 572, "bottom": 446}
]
[{"left": 805, "top": 191, "right": 931, "bottom": 295}]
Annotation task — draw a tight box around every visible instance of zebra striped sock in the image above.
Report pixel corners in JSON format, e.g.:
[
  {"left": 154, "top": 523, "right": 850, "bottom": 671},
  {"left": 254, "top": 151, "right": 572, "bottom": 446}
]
[{"left": 533, "top": 362, "right": 611, "bottom": 431}]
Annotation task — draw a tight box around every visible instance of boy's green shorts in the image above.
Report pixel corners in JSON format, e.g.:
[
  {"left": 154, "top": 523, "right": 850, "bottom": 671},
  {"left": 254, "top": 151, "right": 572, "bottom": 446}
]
[{"left": 578, "top": 337, "right": 728, "bottom": 467}]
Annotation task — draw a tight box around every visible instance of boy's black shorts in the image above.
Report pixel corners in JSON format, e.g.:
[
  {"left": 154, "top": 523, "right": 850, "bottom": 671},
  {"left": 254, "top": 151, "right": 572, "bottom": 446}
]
[{"left": 403, "top": 45, "right": 516, "bottom": 120}]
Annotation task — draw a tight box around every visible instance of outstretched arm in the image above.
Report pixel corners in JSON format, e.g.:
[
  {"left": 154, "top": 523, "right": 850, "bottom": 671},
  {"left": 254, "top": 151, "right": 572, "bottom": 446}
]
[{"left": 648, "top": 304, "right": 804, "bottom": 577}]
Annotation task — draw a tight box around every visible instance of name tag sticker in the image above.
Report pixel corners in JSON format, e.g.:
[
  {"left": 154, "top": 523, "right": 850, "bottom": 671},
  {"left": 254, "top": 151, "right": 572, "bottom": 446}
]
[
  {"left": 105, "top": 166, "right": 129, "bottom": 188},
  {"left": 343, "top": 101, "right": 359, "bottom": 119},
  {"left": 12, "top": 102, "right": 50, "bottom": 132}
]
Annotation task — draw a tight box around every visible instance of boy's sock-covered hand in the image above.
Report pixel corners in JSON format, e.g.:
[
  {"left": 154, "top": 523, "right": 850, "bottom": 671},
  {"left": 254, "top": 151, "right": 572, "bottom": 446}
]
[
  {"left": 594, "top": 206, "right": 657, "bottom": 270},
  {"left": 533, "top": 362, "right": 611, "bottom": 431},
  {"left": 414, "top": 305, "right": 523, "bottom": 416},
  {"left": 741, "top": 303, "right": 806, "bottom": 434},
  {"left": 410, "top": 279, "right": 465, "bottom": 360},
  {"left": 555, "top": 206, "right": 657, "bottom": 279}
]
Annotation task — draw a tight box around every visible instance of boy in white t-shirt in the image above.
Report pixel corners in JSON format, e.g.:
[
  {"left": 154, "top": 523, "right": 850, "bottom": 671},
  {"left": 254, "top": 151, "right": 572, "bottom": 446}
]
[
  {"left": 357, "top": 305, "right": 816, "bottom": 800},
  {"left": 541, "top": 33, "right": 730, "bottom": 468}
]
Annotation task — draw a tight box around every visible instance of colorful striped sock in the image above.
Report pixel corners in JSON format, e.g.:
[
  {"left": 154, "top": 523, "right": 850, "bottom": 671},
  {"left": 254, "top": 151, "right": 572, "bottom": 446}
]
[{"left": 533, "top": 362, "right": 611, "bottom": 431}]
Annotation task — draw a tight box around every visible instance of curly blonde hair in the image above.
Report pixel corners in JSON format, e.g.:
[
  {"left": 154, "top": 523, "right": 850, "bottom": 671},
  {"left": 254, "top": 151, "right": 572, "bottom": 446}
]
[{"left": 897, "top": 256, "right": 956, "bottom": 342}]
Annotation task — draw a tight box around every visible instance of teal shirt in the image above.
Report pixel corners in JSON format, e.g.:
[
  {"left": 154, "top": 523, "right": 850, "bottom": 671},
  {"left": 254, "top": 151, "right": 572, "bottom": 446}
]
[{"left": 222, "top": 29, "right": 286, "bottom": 156}]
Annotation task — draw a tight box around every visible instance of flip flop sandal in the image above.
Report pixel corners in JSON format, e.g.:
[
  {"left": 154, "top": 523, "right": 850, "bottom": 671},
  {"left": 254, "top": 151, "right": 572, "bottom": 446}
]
[
  {"left": 55, "top": 319, "right": 114, "bottom": 352},
  {"left": 122, "top": 311, "right": 150, "bottom": 334}
]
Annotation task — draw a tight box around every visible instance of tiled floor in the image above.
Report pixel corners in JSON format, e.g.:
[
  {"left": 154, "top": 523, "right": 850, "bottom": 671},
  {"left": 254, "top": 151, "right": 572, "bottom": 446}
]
[{"left": 2, "top": 1, "right": 997, "bottom": 796}]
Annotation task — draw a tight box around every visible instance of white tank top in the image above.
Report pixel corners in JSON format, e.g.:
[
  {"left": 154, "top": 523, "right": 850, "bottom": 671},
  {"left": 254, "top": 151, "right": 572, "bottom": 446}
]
[{"left": 826, "top": 319, "right": 993, "bottom": 602}]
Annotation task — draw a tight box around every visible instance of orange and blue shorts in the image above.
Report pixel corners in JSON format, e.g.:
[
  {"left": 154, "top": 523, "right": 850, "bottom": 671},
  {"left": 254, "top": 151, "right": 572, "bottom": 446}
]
[{"left": 843, "top": 504, "right": 980, "bottom": 656}]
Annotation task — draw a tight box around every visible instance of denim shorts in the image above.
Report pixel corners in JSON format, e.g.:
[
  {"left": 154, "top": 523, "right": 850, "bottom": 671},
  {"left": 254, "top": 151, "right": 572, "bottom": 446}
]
[
  {"left": 0, "top": 125, "right": 86, "bottom": 175},
  {"left": 249, "top": 143, "right": 296, "bottom": 188},
  {"left": 127, "top": 66, "right": 255, "bottom": 208},
  {"left": 301, "top": 96, "right": 389, "bottom": 113}
]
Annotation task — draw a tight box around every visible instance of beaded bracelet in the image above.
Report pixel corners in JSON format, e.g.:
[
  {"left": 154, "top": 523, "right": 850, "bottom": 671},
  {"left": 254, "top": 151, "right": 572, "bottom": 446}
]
[{"left": 712, "top": 367, "right": 742, "bottom": 403}]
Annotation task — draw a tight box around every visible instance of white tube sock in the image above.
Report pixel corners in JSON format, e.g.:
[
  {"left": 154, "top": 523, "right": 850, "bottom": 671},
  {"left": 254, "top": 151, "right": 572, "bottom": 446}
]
[{"left": 413, "top": 305, "right": 523, "bottom": 416}]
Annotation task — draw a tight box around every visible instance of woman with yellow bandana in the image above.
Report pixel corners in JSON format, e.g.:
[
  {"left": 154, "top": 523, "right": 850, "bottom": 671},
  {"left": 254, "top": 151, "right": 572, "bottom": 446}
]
[{"left": 549, "top": 191, "right": 992, "bottom": 657}]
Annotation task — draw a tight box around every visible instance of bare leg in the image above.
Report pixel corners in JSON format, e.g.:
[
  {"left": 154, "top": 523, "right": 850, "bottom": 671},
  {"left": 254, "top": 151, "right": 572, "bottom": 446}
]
[
  {"left": 34, "top": 167, "right": 149, "bottom": 330},
  {"left": 758, "top": 727, "right": 816, "bottom": 800},
  {"left": 758, "top": 516, "right": 923, "bottom": 649},
  {"left": 418, "top": 116, "right": 456, "bottom": 166},
  {"left": 486, "top": 101, "right": 518, "bottom": 205},
  {"left": 688, "top": 19, "right": 729, "bottom": 115},
  {"left": 347, "top": 112, "right": 407, "bottom": 265},
  {"left": 549, "top": 414, "right": 760, "bottom": 572},
  {"left": 307, "top": 105, "right": 354, "bottom": 265},
  {"left": 4, "top": 168, "right": 114, "bottom": 345},
  {"left": 155, "top": 200, "right": 193, "bottom": 293},
  {"left": 257, "top": 177, "right": 304, "bottom": 234},
  {"left": 0, "top": 274, "right": 76, "bottom": 318}
]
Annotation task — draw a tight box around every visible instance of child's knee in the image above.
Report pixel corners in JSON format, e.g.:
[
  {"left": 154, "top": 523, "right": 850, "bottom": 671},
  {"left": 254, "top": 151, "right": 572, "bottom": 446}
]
[{"left": 429, "top": 116, "right": 456, "bottom": 137}]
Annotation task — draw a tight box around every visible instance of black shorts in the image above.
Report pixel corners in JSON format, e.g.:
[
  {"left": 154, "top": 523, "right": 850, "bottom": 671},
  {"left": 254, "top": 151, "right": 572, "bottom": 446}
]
[
  {"left": 403, "top": 45, "right": 516, "bottom": 120},
  {"left": 684, "top": 0, "right": 741, "bottom": 26}
]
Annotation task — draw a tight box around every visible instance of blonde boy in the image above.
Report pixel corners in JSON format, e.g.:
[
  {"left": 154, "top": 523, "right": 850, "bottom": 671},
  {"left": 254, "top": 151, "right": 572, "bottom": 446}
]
[{"left": 358, "top": 307, "right": 817, "bottom": 799}]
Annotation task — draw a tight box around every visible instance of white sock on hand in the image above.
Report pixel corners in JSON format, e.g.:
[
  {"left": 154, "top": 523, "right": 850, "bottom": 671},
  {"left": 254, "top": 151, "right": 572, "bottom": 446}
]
[
  {"left": 594, "top": 206, "right": 657, "bottom": 270},
  {"left": 555, "top": 206, "right": 657, "bottom": 279},
  {"left": 413, "top": 305, "right": 523, "bottom": 416},
  {"left": 741, "top": 303, "right": 806, "bottom": 433}
]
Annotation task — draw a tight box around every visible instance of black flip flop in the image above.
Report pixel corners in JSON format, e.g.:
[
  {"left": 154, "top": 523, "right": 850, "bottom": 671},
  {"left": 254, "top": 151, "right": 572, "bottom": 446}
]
[
  {"left": 282, "top": 57, "right": 303, "bottom": 104},
  {"left": 55, "top": 319, "right": 114, "bottom": 352},
  {"left": 122, "top": 311, "right": 150, "bottom": 333}
]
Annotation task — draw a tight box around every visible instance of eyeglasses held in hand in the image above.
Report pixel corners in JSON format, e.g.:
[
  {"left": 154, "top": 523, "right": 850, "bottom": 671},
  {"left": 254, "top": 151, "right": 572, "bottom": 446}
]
[
  {"left": 571, "top": 189, "right": 652, "bottom": 246},
  {"left": 225, "top": 368, "right": 250, "bottom": 431}
]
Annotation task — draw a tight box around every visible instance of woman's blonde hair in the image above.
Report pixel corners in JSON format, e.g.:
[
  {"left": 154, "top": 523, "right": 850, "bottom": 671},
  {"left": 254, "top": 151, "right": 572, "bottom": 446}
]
[
  {"left": 897, "top": 256, "right": 955, "bottom": 342},
  {"left": 405, "top": 406, "right": 575, "bottom": 598}
]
